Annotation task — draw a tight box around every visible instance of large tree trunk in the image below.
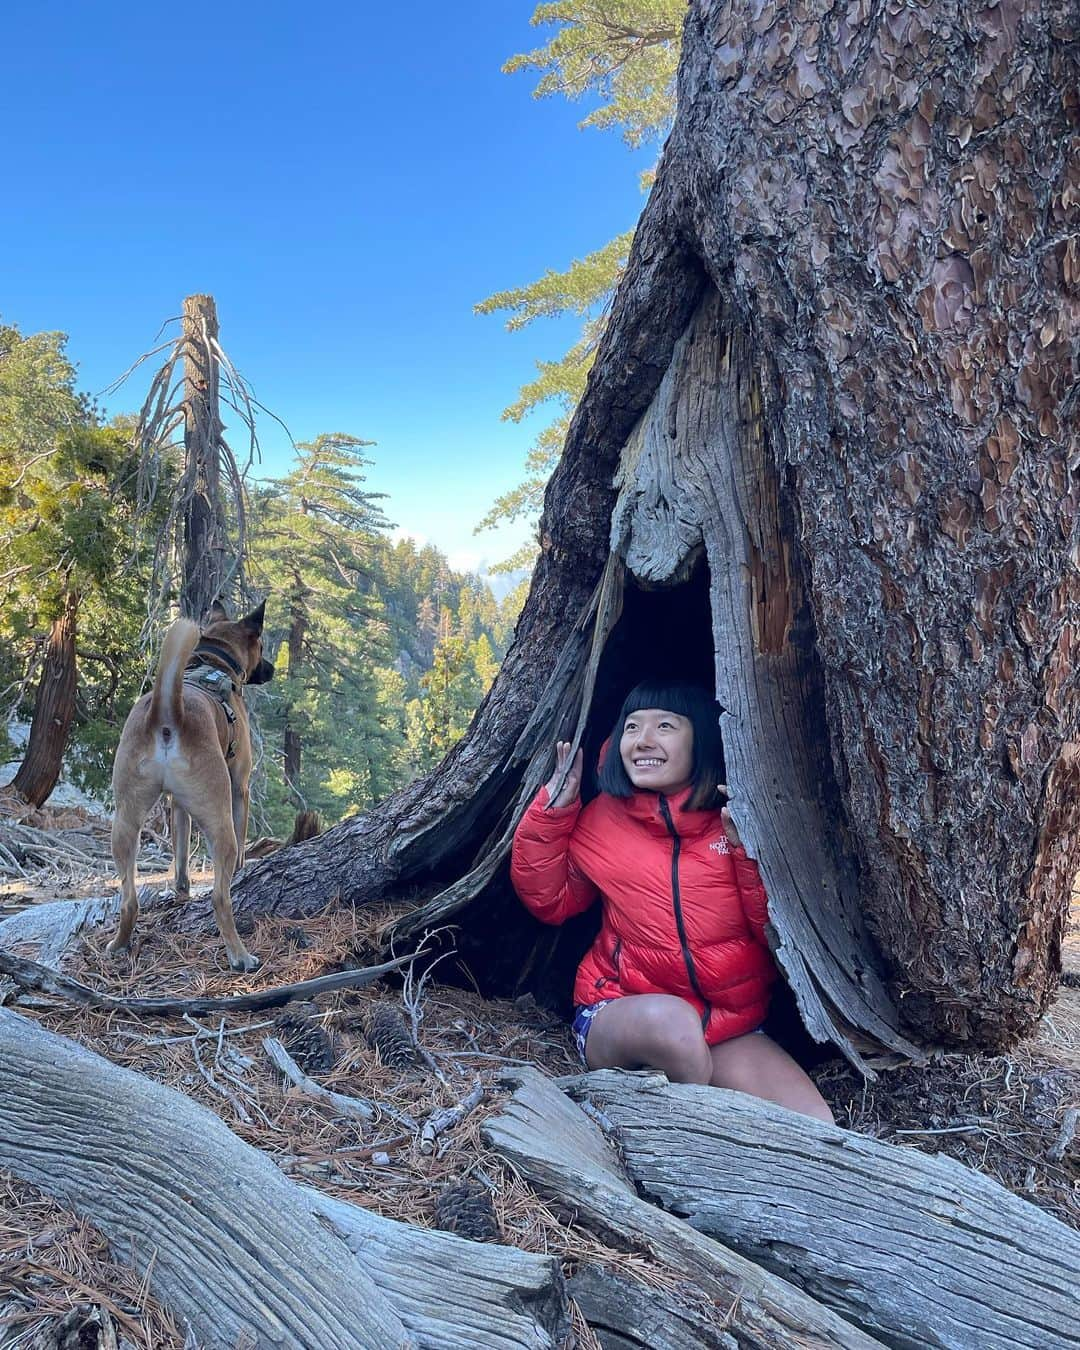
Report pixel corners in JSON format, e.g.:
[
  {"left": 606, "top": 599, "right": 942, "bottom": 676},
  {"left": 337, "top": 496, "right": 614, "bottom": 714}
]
[
  {"left": 231, "top": 0, "right": 1079, "bottom": 1061},
  {"left": 11, "top": 589, "right": 78, "bottom": 807}
]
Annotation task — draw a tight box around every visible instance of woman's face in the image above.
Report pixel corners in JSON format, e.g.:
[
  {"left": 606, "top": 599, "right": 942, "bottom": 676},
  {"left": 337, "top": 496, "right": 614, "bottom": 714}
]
[{"left": 619, "top": 707, "right": 694, "bottom": 796}]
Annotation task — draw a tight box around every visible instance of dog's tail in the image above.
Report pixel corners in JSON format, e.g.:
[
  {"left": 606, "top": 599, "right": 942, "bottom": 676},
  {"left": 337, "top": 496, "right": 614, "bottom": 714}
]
[{"left": 148, "top": 618, "right": 200, "bottom": 734}]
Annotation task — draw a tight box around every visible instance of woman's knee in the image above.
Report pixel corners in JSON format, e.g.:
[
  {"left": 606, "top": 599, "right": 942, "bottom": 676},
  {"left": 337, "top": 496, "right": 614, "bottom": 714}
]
[{"left": 636, "top": 997, "right": 711, "bottom": 1083}]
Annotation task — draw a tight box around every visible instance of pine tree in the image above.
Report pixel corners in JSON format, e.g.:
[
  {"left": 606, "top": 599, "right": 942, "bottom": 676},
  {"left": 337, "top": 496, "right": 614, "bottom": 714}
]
[
  {"left": 249, "top": 434, "right": 398, "bottom": 831},
  {"left": 0, "top": 323, "right": 161, "bottom": 802}
]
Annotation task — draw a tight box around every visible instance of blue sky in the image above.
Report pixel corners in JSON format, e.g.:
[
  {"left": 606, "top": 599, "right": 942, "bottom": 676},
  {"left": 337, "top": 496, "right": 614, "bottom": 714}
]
[{"left": 0, "top": 1, "right": 655, "bottom": 573}]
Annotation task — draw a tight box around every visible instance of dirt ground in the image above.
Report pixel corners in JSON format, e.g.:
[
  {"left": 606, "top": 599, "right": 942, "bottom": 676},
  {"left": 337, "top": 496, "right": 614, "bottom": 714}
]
[{"left": 1, "top": 796, "right": 1077, "bottom": 1349}]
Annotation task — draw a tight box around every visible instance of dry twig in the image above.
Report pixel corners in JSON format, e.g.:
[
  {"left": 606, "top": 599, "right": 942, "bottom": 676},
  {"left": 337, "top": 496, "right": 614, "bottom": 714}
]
[
  {"left": 263, "top": 1035, "right": 417, "bottom": 1130},
  {"left": 420, "top": 1079, "right": 486, "bottom": 1155}
]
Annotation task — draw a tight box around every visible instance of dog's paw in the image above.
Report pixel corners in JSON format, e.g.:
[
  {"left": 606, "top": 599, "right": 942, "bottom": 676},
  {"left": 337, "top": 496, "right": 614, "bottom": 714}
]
[{"left": 229, "top": 951, "right": 261, "bottom": 973}]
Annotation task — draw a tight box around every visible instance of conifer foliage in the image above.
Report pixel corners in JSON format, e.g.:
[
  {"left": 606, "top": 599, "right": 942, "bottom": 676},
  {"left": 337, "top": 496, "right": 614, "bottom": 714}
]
[{"left": 0, "top": 321, "right": 165, "bottom": 801}]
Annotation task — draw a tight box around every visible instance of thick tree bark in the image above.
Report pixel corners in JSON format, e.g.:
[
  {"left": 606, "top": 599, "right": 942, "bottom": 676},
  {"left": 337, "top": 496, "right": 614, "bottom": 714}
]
[
  {"left": 180, "top": 293, "right": 229, "bottom": 621},
  {"left": 11, "top": 589, "right": 78, "bottom": 808},
  {"left": 230, "top": 0, "right": 1078, "bottom": 1056}
]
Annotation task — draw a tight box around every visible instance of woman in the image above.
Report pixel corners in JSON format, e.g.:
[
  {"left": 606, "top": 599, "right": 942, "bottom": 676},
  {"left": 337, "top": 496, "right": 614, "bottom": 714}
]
[{"left": 511, "top": 681, "right": 833, "bottom": 1122}]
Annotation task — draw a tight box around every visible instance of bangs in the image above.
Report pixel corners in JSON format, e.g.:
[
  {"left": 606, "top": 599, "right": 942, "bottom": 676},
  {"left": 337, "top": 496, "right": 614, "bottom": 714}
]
[{"left": 614, "top": 681, "right": 709, "bottom": 728}]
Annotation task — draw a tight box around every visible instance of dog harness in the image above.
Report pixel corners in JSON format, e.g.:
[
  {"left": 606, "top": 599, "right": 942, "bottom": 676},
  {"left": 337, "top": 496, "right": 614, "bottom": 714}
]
[{"left": 184, "top": 643, "right": 244, "bottom": 760}]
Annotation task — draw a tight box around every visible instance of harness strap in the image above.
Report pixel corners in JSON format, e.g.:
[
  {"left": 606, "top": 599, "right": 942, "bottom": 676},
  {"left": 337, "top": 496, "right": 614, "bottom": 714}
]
[{"left": 183, "top": 665, "right": 239, "bottom": 760}]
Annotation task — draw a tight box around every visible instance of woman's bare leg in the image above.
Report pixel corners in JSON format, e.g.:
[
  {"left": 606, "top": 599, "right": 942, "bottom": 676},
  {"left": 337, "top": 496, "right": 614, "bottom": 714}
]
[
  {"left": 584, "top": 994, "right": 712, "bottom": 1083},
  {"left": 709, "top": 1032, "right": 834, "bottom": 1122}
]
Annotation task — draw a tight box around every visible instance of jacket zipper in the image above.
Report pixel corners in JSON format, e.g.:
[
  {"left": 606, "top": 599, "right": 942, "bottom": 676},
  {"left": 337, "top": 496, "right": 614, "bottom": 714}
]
[{"left": 658, "top": 795, "right": 712, "bottom": 1032}]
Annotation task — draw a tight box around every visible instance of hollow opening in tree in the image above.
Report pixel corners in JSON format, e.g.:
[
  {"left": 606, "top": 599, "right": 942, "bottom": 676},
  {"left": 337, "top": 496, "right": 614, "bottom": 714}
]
[{"left": 446, "top": 558, "right": 827, "bottom": 1067}]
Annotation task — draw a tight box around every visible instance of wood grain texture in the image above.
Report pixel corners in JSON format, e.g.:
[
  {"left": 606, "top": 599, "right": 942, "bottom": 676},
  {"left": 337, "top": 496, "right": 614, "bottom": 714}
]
[
  {"left": 484, "top": 1067, "right": 884, "bottom": 1350},
  {"left": 305, "top": 1187, "right": 568, "bottom": 1349},
  {"left": 567, "top": 1265, "right": 739, "bottom": 1350},
  {"left": 0, "top": 1010, "right": 569, "bottom": 1350},
  {"left": 568, "top": 1069, "right": 1080, "bottom": 1350}
]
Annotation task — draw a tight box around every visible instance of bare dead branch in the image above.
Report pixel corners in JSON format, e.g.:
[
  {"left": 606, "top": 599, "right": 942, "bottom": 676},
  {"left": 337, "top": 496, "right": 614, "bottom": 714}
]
[{"left": 0, "top": 947, "right": 418, "bottom": 1016}]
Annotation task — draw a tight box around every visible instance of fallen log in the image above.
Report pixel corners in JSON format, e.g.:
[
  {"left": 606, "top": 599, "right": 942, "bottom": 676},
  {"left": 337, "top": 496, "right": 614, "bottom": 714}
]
[
  {"left": 566, "top": 1070, "right": 1080, "bottom": 1350},
  {"left": 0, "top": 1008, "right": 569, "bottom": 1349},
  {"left": 483, "top": 1066, "right": 883, "bottom": 1349}
]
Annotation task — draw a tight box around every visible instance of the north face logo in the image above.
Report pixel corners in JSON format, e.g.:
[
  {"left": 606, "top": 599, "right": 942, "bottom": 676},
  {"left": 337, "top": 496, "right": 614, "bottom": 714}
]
[{"left": 708, "top": 837, "right": 730, "bottom": 855}]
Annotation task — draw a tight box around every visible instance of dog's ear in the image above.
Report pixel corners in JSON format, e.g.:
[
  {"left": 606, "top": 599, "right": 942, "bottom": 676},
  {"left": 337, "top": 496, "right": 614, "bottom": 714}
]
[
  {"left": 206, "top": 599, "right": 230, "bottom": 624},
  {"left": 240, "top": 600, "right": 266, "bottom": 635}
]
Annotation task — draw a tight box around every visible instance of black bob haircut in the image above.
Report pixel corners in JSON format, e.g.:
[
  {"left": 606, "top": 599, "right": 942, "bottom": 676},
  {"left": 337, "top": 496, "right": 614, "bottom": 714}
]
[{"left": 597, "top": 681, "right": 726, "bottom": 811}]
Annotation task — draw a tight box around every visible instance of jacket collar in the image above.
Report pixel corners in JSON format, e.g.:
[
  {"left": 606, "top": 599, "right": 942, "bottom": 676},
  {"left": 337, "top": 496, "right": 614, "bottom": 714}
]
[{"left": 621, "top": 786, "right": 718, "bottom": 837}]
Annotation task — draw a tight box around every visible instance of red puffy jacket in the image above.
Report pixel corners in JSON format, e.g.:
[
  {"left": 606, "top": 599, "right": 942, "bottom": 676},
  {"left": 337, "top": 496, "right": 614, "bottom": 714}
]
[{"left": 510, "top": 784, "right": 777, "bottom": 1045}]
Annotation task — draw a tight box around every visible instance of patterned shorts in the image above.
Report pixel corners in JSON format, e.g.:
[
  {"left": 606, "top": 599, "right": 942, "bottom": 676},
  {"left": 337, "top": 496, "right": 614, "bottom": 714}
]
[{"left": 571, "top": 999, "right": 618, "bottom": 1064}]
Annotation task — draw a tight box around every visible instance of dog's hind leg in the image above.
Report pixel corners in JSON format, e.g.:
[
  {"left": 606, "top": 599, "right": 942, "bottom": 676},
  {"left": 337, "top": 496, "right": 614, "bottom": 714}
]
[
  {"left": 182, "top": 769, "right": 259, "bottom": 974},
  {"left": 171, "top": 800, "right": 192, "bottom": 898},
  {"left": 107, "top": 783, "right": 160, "bottom": 957}
]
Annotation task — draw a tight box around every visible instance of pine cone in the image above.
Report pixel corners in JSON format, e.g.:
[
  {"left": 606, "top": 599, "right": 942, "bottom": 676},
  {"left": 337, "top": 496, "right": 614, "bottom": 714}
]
[
  {"left": 433, "top": 1179, "right": 500, "bottom": 1243},
  {"left": 366, "top": 1004, "right": 420, "bottom": 1071},
  {"left": 274, "top": 1003, "right": 335, "bottom": 1076}
]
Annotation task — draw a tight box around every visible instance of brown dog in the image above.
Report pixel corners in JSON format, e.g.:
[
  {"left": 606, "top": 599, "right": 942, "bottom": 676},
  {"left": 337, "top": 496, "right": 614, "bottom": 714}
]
[{"left": 108, "top": 600, "right": 274, "bottom": 971}]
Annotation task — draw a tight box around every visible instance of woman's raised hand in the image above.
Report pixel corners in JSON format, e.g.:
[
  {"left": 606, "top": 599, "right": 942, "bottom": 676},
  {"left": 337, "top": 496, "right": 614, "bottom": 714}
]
[
  {"left": 545, "top": 741, "right": 583, "bottom": 809},
  {"left": 718, "top": 786, "right": 742, "bottom": 848}
]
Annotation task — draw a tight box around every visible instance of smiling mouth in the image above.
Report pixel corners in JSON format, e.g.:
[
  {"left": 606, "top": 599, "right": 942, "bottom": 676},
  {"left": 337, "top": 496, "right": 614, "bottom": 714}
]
[{"left": 633, "top": 758, "right": 666, "bottom": 768}]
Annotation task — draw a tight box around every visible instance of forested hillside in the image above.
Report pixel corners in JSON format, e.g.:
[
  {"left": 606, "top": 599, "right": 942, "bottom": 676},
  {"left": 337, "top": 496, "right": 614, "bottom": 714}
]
[{"left": 0, "top": 320, "right": 525, "bottom": 836}]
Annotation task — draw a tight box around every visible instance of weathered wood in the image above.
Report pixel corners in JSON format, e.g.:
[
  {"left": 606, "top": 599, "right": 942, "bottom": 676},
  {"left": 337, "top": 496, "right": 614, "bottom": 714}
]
[
  {"left": 483, "top": 1067, "right": 884, "bottom": 1349},
  {"left": 0, "top": 1009, "right": 570, "bottom": 1349},
  {"left": 0, "top": 895, "right": 115, "bottom": 972},
  {"left": 567, "top": 1069, "right": 1080, "bottom": 1350},
  {"left": 307, "top": 1187, "right": 568, "bottom": 1349},
  {"left": 567, "top": 1265, "right": 738, "bottom": 1350},
  {"left": 0, "top": 1007, "right": 406, "bottom": 1349},
  {"left": 180, "top": 294, "right": 229, "bottom": 620}
]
